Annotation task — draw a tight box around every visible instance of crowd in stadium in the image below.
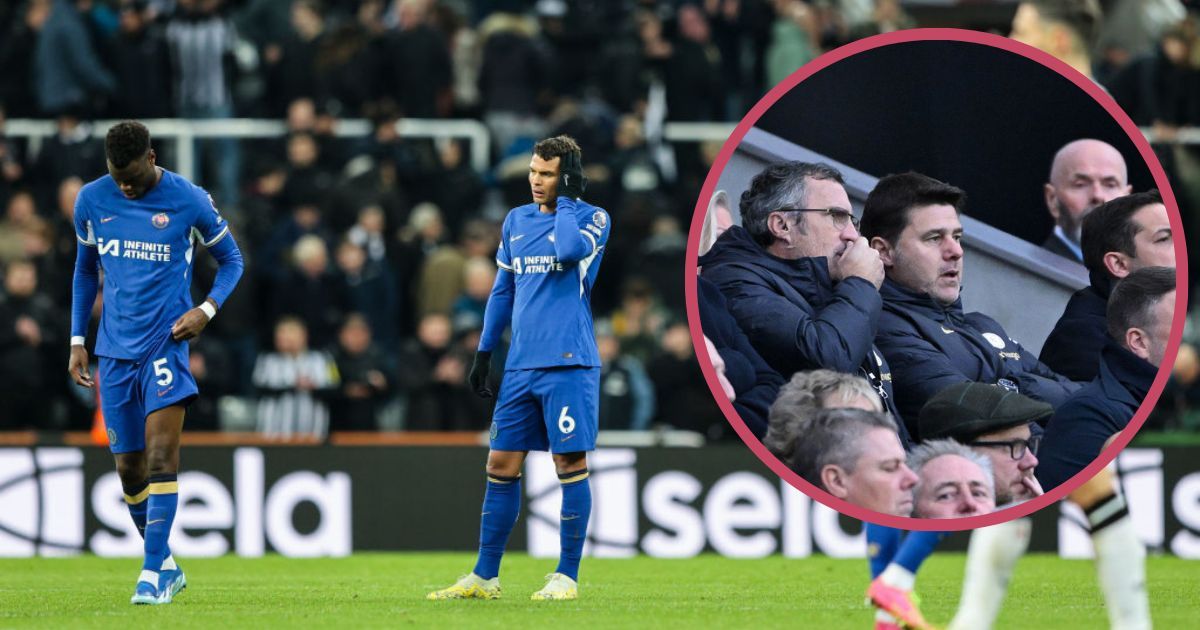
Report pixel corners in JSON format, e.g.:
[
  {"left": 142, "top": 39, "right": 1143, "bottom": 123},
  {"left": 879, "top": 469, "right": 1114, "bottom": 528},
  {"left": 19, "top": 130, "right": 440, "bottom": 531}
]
[{"left": 0, "top": 0, "right": 1198, "bottom": 438}]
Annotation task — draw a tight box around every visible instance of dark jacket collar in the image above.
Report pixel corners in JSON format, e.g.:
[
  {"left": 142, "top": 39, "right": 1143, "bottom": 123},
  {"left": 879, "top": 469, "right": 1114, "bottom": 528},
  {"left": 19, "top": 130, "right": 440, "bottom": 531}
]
[
  {"left": 699, "top": 226, "right": 835, "bottom": 301},
  {"left": 1098, "top": 339, "right": 1157, "bottom": 406},
  {"left": 879, "top": 277, "right": 967, "bottom": 326}
]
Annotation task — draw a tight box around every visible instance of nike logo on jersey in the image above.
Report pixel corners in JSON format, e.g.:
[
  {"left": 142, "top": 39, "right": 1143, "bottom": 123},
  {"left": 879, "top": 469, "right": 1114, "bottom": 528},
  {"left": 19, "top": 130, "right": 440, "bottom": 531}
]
[
  {"left": 510, "top": 234, "right": 525, "bottom": 243},
  {"left": 147, "top": 519, "right": 165, "bottom": 526},
  {"left": 100, "top": 216, "right": 116, "bottom": 223},
  {"left": 561, "top": 434, "right": 576, "bottom": 442},
  {"left": 940, "top": 326, "right": 955, "bottom": 335}
]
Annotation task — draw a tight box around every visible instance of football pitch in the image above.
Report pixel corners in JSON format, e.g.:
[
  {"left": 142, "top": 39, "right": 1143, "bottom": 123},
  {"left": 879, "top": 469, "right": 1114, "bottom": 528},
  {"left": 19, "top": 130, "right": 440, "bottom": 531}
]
[{"left": 1, "top": 553, "right": 1195, "bottom": 628}]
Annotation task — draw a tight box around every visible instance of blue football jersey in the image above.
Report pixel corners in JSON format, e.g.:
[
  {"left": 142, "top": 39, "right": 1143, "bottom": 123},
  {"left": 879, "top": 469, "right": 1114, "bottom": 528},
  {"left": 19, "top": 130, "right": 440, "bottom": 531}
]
[
  {"left": 493, "top": 199, "right": 610, "bottom": 370},
  {"left": 74, "top": 169, "right": 231, "bottom": 361}
]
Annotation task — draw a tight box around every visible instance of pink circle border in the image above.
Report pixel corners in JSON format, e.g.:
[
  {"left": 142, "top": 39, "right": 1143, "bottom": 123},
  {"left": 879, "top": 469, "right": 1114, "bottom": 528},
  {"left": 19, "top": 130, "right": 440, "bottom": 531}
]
[{"left": 684, "top": 27, "right": 1190, "bottom": 531}]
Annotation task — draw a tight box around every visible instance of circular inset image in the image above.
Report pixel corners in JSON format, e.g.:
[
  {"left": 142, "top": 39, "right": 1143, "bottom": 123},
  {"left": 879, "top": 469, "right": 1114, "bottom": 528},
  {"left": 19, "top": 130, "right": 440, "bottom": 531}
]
[{"left": 686, "top": 30, "right": 1187, "bottom": 531}]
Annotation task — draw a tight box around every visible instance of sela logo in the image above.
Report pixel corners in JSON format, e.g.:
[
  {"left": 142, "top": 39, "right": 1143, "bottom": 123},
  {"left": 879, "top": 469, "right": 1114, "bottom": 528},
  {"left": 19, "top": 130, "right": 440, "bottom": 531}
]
[
  {"left": 0, "top": 448, "right": 86, "bottom": 556},
  {"left": 152, "top": 213, "right": 170, "bottom": 229}
]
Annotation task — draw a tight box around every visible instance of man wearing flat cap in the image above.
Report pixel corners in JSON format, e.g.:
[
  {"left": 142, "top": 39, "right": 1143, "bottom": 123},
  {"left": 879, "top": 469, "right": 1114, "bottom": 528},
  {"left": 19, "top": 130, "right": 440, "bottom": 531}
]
[{"left": 919, "top": 382, "right": 1051, "bottom": 506}]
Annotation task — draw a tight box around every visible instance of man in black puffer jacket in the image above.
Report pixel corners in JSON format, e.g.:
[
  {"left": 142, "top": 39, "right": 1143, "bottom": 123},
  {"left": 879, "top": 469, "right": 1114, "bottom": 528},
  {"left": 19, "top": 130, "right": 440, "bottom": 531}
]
[
  {"left": 861, "top": 172, "right": 1080, "bottom": 440},
  {"left": 699, "top": 161, "right": 909, "bottom": 446}
]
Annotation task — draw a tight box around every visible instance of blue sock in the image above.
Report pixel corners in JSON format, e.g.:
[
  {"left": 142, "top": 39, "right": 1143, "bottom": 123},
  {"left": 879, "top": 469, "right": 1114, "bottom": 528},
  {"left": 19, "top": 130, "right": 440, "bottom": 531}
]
[
  {"left": 555, "top": 468, "right": 591, "bottom": 581},
  {"left": 142, "top": 474, "right": 178, "bottom": 574},
  {"left": 123, "top": 480, "right": 150, "bottom": 538},
  {"left": 892, "top": 530, "right": 947, "bottom": 574},
  {"left": 866, "top": 523, "right": 903, "bottom": 578},
  {"left": 473, "top": 473, "right": 521, "bottom": 580}
]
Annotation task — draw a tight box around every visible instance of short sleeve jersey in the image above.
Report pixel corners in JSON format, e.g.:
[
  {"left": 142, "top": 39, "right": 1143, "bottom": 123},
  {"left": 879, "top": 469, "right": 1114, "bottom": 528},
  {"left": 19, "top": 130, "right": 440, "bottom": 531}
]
[
  {"left": 495, "top": 200, "right": 610, "bottom": 370},
  {"left": 74, "top": 168, "right": 231, "bottom": 360}
]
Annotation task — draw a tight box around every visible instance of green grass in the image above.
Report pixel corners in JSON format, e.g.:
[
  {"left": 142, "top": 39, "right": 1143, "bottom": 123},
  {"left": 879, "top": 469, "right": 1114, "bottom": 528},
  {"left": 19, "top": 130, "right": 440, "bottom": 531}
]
[{"left": 0, "top": 553, "right": 1195, "bottom": 628}]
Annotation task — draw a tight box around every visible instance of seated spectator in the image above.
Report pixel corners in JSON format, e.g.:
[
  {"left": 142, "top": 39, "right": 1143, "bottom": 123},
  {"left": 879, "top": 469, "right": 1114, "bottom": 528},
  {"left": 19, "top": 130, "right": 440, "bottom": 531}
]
[
  {"left": 697, "top": 275, "right": 783, "bottom": 438},
  {"left": 764, "top": 369, "right": 881, "bottom": 461},
  {"left": 0, "top": 260, "right": 59, "bottom": 429},
  {"left": 920, "top": 381, "right": 1050, "bottom": 507},
  {"left": 861, "top": 171, "right": 1079, "bottom": 438},
  {"left": 646, "top": 321, "right": 726, "bottom": 439},
  {"left": 908, "top": 439, "right": 996, "bottom": 519},
  {"left": 270, "top": 234, "right": 347, "bottom": 349},
  {"left": 451, "top": 257, "right": 494, "bottom": 333},
  {"left": 253, "top": 316, "right": 340, "bottom": 439},
  {"left": 1041, "top": 191, "right": 1174, "bottom": 381},
  {"left": 397, "top": 312, "right": 483, "bottom": 431},
  {"left": 596, "top": 319, "right": 655, "bottom": 431},
  {"left": 331, "top": 314, "right": 395, "bottom": 431},
  {"left": 610, "top": 277, "right": 670, "bottom": 363},
  {"left": 335, "top": 239, "right": 398, "bottom": 347},
  {"left": 1038, "top": 266, "right": 1175, "bottom": 490},
  {"left": 790, "top": 407, "right": 917, "bottom": 517},
  {"left": 700, "top": 162, "right": 903, "bottom": 442}
]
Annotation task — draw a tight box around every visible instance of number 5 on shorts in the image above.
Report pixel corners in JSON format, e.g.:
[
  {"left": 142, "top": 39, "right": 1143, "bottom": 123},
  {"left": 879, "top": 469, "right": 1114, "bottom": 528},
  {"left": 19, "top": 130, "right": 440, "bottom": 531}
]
[
  {"left": 153, "top": 358, "right": 174, "bottom": 386},
  {"left": 558, "top": 406, "right": 575, "bottom": 434}
]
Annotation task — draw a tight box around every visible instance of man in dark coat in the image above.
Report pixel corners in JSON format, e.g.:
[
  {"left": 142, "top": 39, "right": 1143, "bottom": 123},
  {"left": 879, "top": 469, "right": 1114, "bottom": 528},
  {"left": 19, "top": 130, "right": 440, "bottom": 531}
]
[
  {"left": 861, "top": 172, "right": 1079, "bottom": 439},
  {"left": 1040, "top": 190, "right": 1175, "bottom": 381},
  {"left": 697, "top": 276, "right": 784, "bottom": 438},
  {"left": 1037, "top": 266, "right": 1174, "bottom": 491},
  {"left": 1037, "top": 139, "right": 1132, "bottom": 263},
  {"left": 698, "top": 161, "right": 906, "bottom": 444}
]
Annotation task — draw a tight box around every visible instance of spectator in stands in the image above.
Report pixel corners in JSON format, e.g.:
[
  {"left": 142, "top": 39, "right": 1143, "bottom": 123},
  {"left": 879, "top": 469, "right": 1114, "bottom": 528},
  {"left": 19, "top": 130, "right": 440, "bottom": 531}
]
[
  {"left": 595, "top": 319, "right": 655, "bottom": 431},
  {"left": 29, "top": 116, "right": 105, "bottom": 213},
  {"left": 697, "top": 275, "right": 784, "bottom": 438},
  {"left": 396, "top": 312, "right": 481, "bottom": 431},
  {"left": 766, "top": 0, "right": 820, "bottom": 89},
  {"left": 416, "top": 218, "right": 495, "bottom": 317},
  {"left": 34, "top": 0, "right": 116, "bottom": 117},
  {"left": 0, "top": 0, "right": 50, "bottom": 118},
  {"left": 646, "top": 320, "right": 726, "bottom": 439},
  {"left": 699, "top": 161, "right": 904, "bottom": 442},
  {"left": 477, "top": 10, "right": 548, "bottom": 157},
  {"left": 1038, "top": 139, "right": 1133, "bottom": 262},
  {"left": 331, "top": 313, "right": 395, "bottom": 431},
  {"left": 764, "top": 369, "right": 881, "bottom": 461},
  {"left": 108, "top": 0, "right": 173, "bottom": 119},
  {"left": 280, "top": 131, "right": 335, "bottom": 211},
  {"left": 610, "top": 277, "right": 669, "bottom": 363},
  {"left": 0, "top": 260, "right": 58, "bottom": 429},
  {"left": 263, "top": 0, "right": 325, "bottom": 116},
  {"left": 908, "top": 439, "right": 996, "bottom": 519},
  {"left": 1041, "top": 191, "right": 1174, "bottom": 380},
  {"left": 269, "top": 234, "right": 347, "bottom": 350},
  {"left": 430, "top": 139, "right": 485, "bottom": 241},
  {"left": 345, "top": 204, "right": 389, "bottom": 266},
  {"left": 665, "top": 3, "right": 724, "bottom": 122},
  {"left": 790, "top": 407, "right": 917, "bottom": 517},
  {"left": 253, "top": 316, "right": 340, "bottom": 438},
  {"left": 0, "top": 107, "right": 26, "bottom": 208},
  {"left": 378, "top": 0, "right": 453, "bottom": 119},
  {"left": 185, "top": 339, "right": 234, "bottom": 431},
  {"left": 861, "top": 172, "right": 1078, "bottom": 438},
  {"left": 335, "top": 238, "right": 398, "bottom": 347},
  {"left": 450, "top": 256, "right": 493, "bottom": 334},
  {"left": 1038, "top": 266, "right": 1175, "bottom": 489},
  {"left": 1010, "top": 0, "right": 1103, "bottom": 81},
  {"left": 166, "top": 0, "right": 242, "bottom": 208}
]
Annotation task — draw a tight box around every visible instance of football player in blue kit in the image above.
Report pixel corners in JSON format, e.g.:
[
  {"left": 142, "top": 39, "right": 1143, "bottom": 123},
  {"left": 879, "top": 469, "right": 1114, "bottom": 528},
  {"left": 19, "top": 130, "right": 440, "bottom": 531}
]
[
  {"left": 67, "top": 121, "right": 244, "bottom": 605},
  {"left": 428, "top": 135, "right": 609, "bottom": 602}
]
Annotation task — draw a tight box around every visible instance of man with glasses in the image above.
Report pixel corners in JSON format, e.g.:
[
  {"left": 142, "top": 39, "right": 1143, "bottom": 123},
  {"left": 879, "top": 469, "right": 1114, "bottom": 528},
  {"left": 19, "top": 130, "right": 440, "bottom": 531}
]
[
  {"left": 699, "top": 161, "right": 904, "bottom": 439},
  {"left": 860, "top": 172, "right": 1080, "bottom": 439},
  {"left": 921, "top": 381, "right": 1151, "bottom": 630}
]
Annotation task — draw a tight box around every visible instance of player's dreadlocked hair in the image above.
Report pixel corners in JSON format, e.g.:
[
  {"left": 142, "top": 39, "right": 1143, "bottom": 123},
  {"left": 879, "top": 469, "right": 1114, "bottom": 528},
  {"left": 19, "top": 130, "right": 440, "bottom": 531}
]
[
  {"left": 106, "top": 121, "right": 151, "bottom": 169},
  {"left": 533, "top": 135, "right": 582, "bottom": 162}
]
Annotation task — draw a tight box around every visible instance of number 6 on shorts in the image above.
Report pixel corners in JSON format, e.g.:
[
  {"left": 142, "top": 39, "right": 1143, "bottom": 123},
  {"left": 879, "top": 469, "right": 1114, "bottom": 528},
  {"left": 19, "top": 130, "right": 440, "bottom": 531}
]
[{"left": 558, "top": 406, "right": 575, "bottom": 434}]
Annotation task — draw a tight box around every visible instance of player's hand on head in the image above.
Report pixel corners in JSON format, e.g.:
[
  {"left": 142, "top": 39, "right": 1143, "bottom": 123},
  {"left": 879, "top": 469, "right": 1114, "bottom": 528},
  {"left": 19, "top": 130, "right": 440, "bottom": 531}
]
[
  {"left": 171, "top": 306, "right": 211, "bottom": 341},
  {"left": 68, "top": 345, "right": 93, "bottom": 388},
  {"left": 468, "top": 350, "right": 493, "bottom": 398},
  {"left": 558, "top": 151, "right": 587, "bottom": 200}
]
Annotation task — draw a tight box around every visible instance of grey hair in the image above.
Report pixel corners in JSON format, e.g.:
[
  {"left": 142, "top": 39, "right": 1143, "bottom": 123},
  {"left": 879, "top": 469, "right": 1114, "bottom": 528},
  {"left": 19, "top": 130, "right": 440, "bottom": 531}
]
[
  {"left": 908, "top": 438, "right": 995, "bottom": 501},
  {"left": 739, "top": 161, "right": 845, "bottom": 247},
  {"left": 789, "top": 408, "right": 899, "bottom": 491},
  {"left": 764, "top": 370, "right": 882, "bottom": 460}
]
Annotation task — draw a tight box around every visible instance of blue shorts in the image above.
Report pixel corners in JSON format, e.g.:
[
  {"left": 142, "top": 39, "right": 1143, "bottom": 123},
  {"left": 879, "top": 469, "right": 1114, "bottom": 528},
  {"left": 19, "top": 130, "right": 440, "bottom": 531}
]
[
  {"left": 490, "top": 366, "right": 600, "bottom": 454},
  {"left": 98, "top": 333, "right": 198, "bottom": 454}
]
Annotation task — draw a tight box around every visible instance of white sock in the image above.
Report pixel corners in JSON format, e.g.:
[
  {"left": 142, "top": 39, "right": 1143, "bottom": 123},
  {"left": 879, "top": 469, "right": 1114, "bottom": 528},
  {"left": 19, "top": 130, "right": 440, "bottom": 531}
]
[
  {"left": 1090, "top": 502, "right": 1151, "bottom": 630},
  {"left": 139, "top": 569, "right": 159, "bottom": 586},
  {"left": 948, "top": 518, "right": 1031, "bottom": 630},
  {"left": 880, "top": 563, "right": 915, "bottom": 591},
  {"left": 161, "top": 555, "right": 177, "bottom": 571},
  {"left": 875, "top": 608, "right": 899, "bottom": 625}
]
